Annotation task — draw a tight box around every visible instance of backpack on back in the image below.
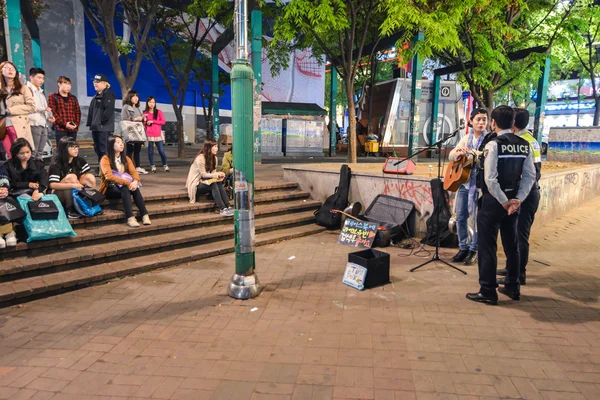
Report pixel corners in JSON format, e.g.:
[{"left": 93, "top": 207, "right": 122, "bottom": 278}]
[{"left": 314, "top": 164, "right": 351, "bottom": 229}]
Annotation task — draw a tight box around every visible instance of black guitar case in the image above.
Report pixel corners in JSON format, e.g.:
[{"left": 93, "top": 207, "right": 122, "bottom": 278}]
[
  {"left": 421, "top": 178, "right": 458, "bottom": 248},
  {"left": 314, "top": 164, "right": 351, "bottom": 229}
]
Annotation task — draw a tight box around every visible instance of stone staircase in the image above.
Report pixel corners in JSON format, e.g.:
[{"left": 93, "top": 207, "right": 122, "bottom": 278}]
[{"left": 0, "top": 182, "right": 324, "bottom": 305}]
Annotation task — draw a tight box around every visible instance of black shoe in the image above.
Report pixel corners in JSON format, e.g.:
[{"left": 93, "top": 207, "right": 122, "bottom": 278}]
[
  {"left": 497, "top": 268, "right": 507, "bottom": 276},
  {"left": 466, "top": 292, "right": 498, "bottom": 305},
  {"left": 452, "top": 250, "right": 469, "bottom": 263},
  {"left": 463, "top": 251, "right": 477, "bottom": 265},
  {"left": 497, "top": 277, "right": 526, "bottom": 285},
  {"left": 67, "top": 211, "right": 82, "bottom": 220},
  {"left": 498, "top": 287, "right": 520, "bottom": 301}
]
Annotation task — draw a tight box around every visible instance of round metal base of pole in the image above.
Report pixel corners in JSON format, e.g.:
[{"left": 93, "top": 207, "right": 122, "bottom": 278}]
[{"left": 228, "top": 273, "right": 262, "bottom": 299}]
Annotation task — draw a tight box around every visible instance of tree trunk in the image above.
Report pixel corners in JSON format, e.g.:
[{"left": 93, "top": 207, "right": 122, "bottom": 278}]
[
  {"left": 346, "top": 78, "right": 357, "bottom": 163},
  {"left": 484, "top": 88, "right": 494, "bottom": 109},
  {"left": 594, "top": 97, "right": 600, "bottom": 127},
  {"left": 176, "top": 110, "right": 185, "bottom": 158}
]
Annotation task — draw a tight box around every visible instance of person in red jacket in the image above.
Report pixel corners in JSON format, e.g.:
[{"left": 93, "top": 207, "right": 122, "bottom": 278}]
[
  {"left": 47, "top": 76, "right": 81, "bottom": 145},
  {"left": 143, "top": 96, "right": 169, "bottom": 173}
]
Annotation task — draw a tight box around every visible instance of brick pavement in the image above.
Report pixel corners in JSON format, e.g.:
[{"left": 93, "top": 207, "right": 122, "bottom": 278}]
[{"left": 0, "top": 196, "right": 599, "bottom": 400}]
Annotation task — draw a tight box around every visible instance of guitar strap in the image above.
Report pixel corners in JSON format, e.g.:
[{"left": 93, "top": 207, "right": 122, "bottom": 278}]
[{"left": 467, "top": 131, "right": 485, "bottom": 215}]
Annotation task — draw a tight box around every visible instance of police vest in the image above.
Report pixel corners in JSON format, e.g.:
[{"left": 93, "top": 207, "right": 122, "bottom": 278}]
[
  {"left": 484, "top": 134, "right": 530, "bottom": 196},
  {"left": 518, "top": 131, "right": 542, "bottom": 182}
]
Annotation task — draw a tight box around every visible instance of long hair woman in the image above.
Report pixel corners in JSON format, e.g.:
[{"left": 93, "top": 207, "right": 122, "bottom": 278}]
[
  {"left": 0, "top": 61, "right": 35, "bottom": 157},
  {"left": 143, "top": 96, "right": 168, "bottom": 173},
  {"left": 48, "top": 136, "right": 95, "bottom": 218},
  {"left": 99, "top": 135, "right": 150, "bottom": 228},
  {"left": 121, "top": 90, "right": 147, "bottom": 174},
  {"left": 185, "top": 140, "right": 232, "bottom": 216}
]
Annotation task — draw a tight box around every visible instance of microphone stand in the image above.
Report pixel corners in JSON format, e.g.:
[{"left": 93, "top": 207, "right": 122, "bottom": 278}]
[{"left": 397, "top": 126, "right": 467, "bottom": 275}]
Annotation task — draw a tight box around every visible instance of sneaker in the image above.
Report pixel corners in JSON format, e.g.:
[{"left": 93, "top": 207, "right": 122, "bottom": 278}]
[
  {"left": 0, "top": 235, "right": 5, "bottom": 249},
  {"left": 136, "top": 167, "right": 148, "bottom": 175},
  {"left": 5, "top": 231, "right": 17, "bottom": 247},
  {"left": 67, "top": 210, "right": 82, "bottom": 220},
  {"left": 151, "top": 166, "right": 157, "bottom": 173},
  {"left": 164, "top": 165, "right": 170, "bottom": 173},
  {"left": 142, "top": 214, "right": 151, "bottom": 225},
  {"left": 127, "top": 217, "right": 141, "bottom": 228},
  {"left": 220, "top": 208, "right": 234, "bottom": 217}
]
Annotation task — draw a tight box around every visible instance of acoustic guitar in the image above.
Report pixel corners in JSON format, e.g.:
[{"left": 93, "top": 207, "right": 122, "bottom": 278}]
[{"left": 443, "top": 157, "right": 473, "bottom": 192}]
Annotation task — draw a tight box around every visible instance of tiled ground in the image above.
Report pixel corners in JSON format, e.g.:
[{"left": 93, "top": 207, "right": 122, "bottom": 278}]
[{"left": 0, "top": 196, "right": 599, "bottom": 400}]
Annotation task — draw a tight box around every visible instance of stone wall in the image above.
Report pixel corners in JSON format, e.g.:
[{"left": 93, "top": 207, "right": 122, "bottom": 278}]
[
  {"left": 284, "top": 164, "right": 600, "bottom": 236},
  {"left": 548, "top": 127, "right": 600, "bottom": 163}
]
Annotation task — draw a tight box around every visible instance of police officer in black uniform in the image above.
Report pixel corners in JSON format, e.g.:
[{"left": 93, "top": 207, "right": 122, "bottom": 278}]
[
  {"left": 497, "top": 108, "right": 542, "bottom": 286},
  {"left": 466, "top": 106, "right": 536, "bottom": 305}
]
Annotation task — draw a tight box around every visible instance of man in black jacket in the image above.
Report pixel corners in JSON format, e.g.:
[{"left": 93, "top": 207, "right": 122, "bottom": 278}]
[{"left": 87, "top": 74, "right": 116, "bottom": 169}]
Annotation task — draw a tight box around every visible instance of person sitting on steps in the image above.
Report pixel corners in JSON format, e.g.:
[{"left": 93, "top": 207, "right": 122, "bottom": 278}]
[
  {"left": 48, "top": 136, "right": 96, "bottom": 219},
  {"left": 186, "top": 140, "right": 233, "bottom": 216},
  {"left": 220, "top": 146, "right": 233, "bottom": 198},
  {"left": 99, "top": 135, "right": 151, "bottom": 228},
  {"left": 0, "top": 150, "right": 17, "bottom": 248}
]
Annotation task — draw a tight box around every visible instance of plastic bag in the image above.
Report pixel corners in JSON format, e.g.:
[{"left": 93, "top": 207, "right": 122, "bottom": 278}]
[
  {"left": 17, "top": 194, "right": 77, "bottom": 242},
  {"left": 72, "top": 189, "right": 102, "bottom": 217}
]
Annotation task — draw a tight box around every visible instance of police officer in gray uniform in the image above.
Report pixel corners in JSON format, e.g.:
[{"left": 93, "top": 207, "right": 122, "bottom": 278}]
[{"left": 466, "top": 106, "right": 536, "bottom": 305}]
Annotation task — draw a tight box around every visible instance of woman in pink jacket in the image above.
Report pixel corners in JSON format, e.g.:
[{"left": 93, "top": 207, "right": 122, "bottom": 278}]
[{"left": 143, "top": 96, "right": 169, "bottom": 173}]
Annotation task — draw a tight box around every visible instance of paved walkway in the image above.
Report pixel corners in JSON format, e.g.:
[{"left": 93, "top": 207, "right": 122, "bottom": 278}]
[{"left": 0, "top": 196, "right": 599, "bottom": 400}]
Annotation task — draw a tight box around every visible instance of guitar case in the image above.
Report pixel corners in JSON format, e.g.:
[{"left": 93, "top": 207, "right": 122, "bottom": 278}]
[
  {"left": 421, "top": 178, "right": 458, "bottom": 248},
  {"left": 314, "top": 164, "right": 351, "bottom": 229}
]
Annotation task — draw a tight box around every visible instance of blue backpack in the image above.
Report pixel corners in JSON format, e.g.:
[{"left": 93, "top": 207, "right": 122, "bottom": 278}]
[{"left": 72, "top": 189, "right": 103, "bottom": 217}]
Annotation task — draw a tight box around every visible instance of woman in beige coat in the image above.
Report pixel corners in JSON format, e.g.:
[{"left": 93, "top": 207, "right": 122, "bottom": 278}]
[{"left": 0, "top": 61, "right": 35, "bottom": 156}]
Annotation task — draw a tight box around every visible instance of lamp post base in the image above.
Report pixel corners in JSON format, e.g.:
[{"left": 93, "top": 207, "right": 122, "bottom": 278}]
[{"left": 227, "top": 272, "right": 262, "bottom": 299}]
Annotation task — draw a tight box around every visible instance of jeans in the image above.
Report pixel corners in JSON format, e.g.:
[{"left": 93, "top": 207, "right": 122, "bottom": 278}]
[
  {"left": 148, "top": 140, "right": 167, "bottom": 167},
  {"left": 92, "top": 131, "right": 109, "bottom": 162},
  {"left": 30, "top": 125, "right": 48, "bottom": 161},
  {"left": 455, "top": 185, "right": 477, "bottom": 252},
  {"left": 55, "top": 130, "right": 77, "bottom": 146},
  {"left": 477, "top": 193, "right": 520, "bottom": 296},
  {"left": 106, "top": 184, "right": 148, "bottom": 219},
  {"left": 126, "top": 142, "right": 143, "bottom": 167},
  {"left": 196, "top": 182, "right": 230, "bottom": 210}
]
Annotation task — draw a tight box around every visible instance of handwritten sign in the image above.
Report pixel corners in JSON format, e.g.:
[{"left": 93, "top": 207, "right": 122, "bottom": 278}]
[
  {"left": 338, "top": 219, "right": 378, "bottom": 248},
  {"left": 342, "top": 262, "right": 368, "bottom": 290}
]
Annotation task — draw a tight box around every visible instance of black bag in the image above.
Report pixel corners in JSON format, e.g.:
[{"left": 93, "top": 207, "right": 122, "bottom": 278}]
[
  {"left": 77, "top": 187, "right": 105, "bottom": 206},
  {"left": 314, "top": 164, "right": 351, "bottom": 229},
  {"left": 0, "top": 197, "right": 26, "bottom": 223},
  {"left": 421, "top": 178, "right": 458, "bottom": 248},
  {"left": 27, "top": 200, "right": 59, "bottom": 220}
]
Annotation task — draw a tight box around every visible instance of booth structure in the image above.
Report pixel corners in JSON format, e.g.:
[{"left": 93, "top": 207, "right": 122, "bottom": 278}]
[
  {"left": 360, "top": 78, "right": 463, "bottom": 155},
  {"left": 261, "top": 102, "right": 327, "bottom": 157}
]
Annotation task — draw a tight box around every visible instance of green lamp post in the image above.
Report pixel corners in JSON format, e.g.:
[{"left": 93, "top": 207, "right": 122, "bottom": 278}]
[{"left": 227, "top": 0, "right": 261, "bottom": 299}]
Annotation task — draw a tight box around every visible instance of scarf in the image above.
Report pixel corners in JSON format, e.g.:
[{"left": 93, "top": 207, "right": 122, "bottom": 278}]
[{"left": 466, "top": 130, "right": 485, "bottom": 214}]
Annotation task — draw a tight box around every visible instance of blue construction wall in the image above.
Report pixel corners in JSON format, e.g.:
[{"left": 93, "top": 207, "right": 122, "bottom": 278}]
[{"left": 84, "top": 18, "right": 232, "bottom": 110}]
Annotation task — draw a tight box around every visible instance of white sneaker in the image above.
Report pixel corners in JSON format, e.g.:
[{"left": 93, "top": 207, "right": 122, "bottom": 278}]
[
  {"left": 127, "top": 217, "right": 141, "bottom": 228},
  {"left": 220, "top": 208, "right": 234, "bottom": 217},
  {"left": 142, "top": 214, "right": 151, "bottom": 225},
  {"left": 150, "top": 166, "right": 157, "bottom": 173},
  {"left": 5, "top": 231, "right": 16, "bottom": 247},
  {"left": 0, "top": 236, "right": 5, "bottom": 249},
  {"left": 136, "top": 167, "right": 148, "bottom": 175},
  {"left": 164, "top": 165, "right": 170, "bottom": 173}
]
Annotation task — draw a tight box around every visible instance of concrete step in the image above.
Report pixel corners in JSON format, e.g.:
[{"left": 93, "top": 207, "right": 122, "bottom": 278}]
[
  {"left": 0, "top": 223, "right": 326, "bottom": 305},
  {"left": 0, "top": 199, "right": 320, "bottom": 256},
  {"left": 138, "top": 182, "right": 300, "bottom": 204},
  {"left": 68, "top": 189, "right": 311, "bottom": 227},
  {"left": 0, "top": 211, "right": 317, "bottom": 282}
]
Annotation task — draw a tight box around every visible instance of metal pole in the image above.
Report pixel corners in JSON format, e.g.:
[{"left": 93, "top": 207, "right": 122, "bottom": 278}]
[
  {"left": 32, "top": 37, "right": 43, "bottom": 68},
  {"left": 6, "top": 0, "right": 26, "bottom": 72},
  {"left": 408, "top": 32, "right": 424, "bottom": 157},
  {"left": 430, "top": 74, "right": 440, "bottom": 147},
  {"left": 212, "top": 53, "right": 221, "bottom": 147},
  {"left": 251, "top": 10, "right": 262, "bottom": 164},
  {"left": 534, "top": 57, "right": 551, "bottom": 145},
  {"left": 228, "top": 0, "right": 261, "bottom": 299},
  {"left": 329, "top": 65, "right": 338, "bottom": 156}
]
